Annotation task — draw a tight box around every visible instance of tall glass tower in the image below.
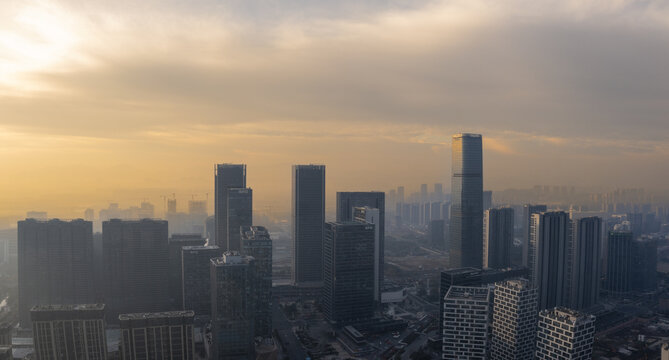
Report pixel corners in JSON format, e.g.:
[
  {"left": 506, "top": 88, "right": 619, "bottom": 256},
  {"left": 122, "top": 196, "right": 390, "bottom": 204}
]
[
  {"left": 292, "top": 164, "right": 326, "bottom": 285},
  {"left": 449, "top": 133, "right": 483, "bottom": 268}
]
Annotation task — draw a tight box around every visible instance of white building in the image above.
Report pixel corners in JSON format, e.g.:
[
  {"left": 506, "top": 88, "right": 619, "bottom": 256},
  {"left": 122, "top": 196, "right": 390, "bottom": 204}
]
[
  {"left": 536, "top": 307, "right": 595, "bottom": 359},
  {"left": 490, "top": 279, "right": 538, "bottom": 360},
  {"left": 442, "top": 286, "right": 490, "bottom": 360}
]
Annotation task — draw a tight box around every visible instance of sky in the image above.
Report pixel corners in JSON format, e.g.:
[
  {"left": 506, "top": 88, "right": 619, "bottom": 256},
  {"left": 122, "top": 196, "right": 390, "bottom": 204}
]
[{"left": 1, "top": 0, "right": 669, "bottom": 221}]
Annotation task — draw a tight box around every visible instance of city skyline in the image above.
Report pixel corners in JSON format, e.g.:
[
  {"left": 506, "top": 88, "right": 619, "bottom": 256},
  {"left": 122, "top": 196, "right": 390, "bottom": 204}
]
[{"left": 3, "top": 1, "right": 669, "bottom": 221}]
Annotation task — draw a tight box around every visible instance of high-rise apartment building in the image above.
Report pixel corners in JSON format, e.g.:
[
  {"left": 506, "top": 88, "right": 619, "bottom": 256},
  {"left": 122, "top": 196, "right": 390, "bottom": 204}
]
[
  {"left": 226, "top": 188, "right": 253, "bottom": 251},
  {"left": 119, "top": 311, "right": 194, "bottom": 360},
  {"left": 570, "top": 217, "right": 601, "bottom": 310},
  {"left": 241, "top": 226, "right": 273, "bottom": 338},
  {"left": 102, "top": 219, "right": 170, "bottom": 323},
  {"left": 490, "top": 279, "right": 538, "bottom": 360},
  {"left": 181, "top": 245, "right": 220, "bottom": 318},
  {"left": 168, "top": 234, "right": 206, "bottom": 310},
  {"left": 292, "top": 164, "right": 325, "bottom": 285},
  {"left": 483, "top": 190, "right": 493, "bottom": 211},
  {"left": 483, "top": 208, "right": 514, "bottom": 269},
  {"left": 535, "top": 307, "right": 595, "bottom": 360},
  {"left": 442, "top": 286, "right": 490, "bottom": 360},
  {"left": 522, "top": 204, "right": 547, "bottom": 267},
  {"left": 18, "top": 219, "right": 95, "bottom": 327},
  {"left": 210, "top": 253, "right": 256, "bottom": 360},
  {"left": 420, "top": 184, "right": 428, "bottom": 203},
  {"left": 322, "top": 222, "right": 375, "bottom": 325},
  {"left": 215, "top": 164, "right": 246, "bottom": 251},
  {"left": 434, "top": 183, "right": 444, "bottom": 202},
  {"left": 353, "top": 206, "right": 382, "bottom": 303},
  {"left": 449, "top": 133, "right": 483, "bottom": 268},
  {"left": 31, "top": 304, "right": 107, "bottom": 360},
  {"left": 529, "top": 211, "right": 571, "bottom": 310},
  {"left": 603, "top": 231, "right": 633, "bottom": 296}
]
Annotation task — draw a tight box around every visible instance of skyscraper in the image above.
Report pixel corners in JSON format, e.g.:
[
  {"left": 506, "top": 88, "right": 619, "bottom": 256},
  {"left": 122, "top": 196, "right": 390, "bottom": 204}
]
[
  {"left": 226, "top": 188, "right": 253, "bottom": 251},
  {"left": 570, "top": 217, "right": 602, "bottom": 310},
  {"left": 215, "top": 164, "right": 246, "bottom": 251},
  {"left": 483, "top": 208, "right": 514, "bottom": 269},
  {"left": 182, "top": 245, "right": 220, "bottom": 318},
  {"left": 119, "top": 311, "right": 194, "bottom": 360},
  {"left": 632, "top": 238, "right": 658, "bottom": 293},
  {"left": 490, "top": 279, "right": 538, "bottom": 360},
  {"left": 210, "top": 253, "right": 256, "bottom": 360},
  {"left": 322, "top": 222, "right": 375, "bottom": 325},
  {"left": 442, "top": 286, "right": 490, "bottom": 360},
  {"left": 483, "top": 190, "right": 493, "bottom": 211},
  {"left": 353, "top": 206, "right": 382, "bottom": 304},
  {"left": 420, "top": 183, "right": 428, "bottom": 203},
  {"left": 31, "top": 304, "right": 107, "bottom": 360},
  {"left": 603, "top": 231, "right": 633, "bottom": 296},
  {"left": 241, "top": 226, "right": 273, "bottom": 338},
  {"left": 535, "top": 307, "right": 595, "bottom": 360},
  {"left": 292, "top": 164, "right": 325, "bottom": 285},
  {"left": 18, "top": 219, "right": 95, "bottom": 327},
  {"left": 429, "top": 219, "right": 446, "bottom": 250},
  {"left": 102, "top": 219, "right": 170, "bottom": 323},
  {"left": 168, "top": 234, "right": 206, "bottom": 310},
  {"left": 434, "top": 183, "right": 444, "bottom": 202},
  {"left": 529, "top": 211, "right": 571, "bottom": 310},
  {"left": 449, "top": 133, "right": 483, "bottom": 268},
  {"left": 522, "top": 204, "right": 547, "bottom": 267}
]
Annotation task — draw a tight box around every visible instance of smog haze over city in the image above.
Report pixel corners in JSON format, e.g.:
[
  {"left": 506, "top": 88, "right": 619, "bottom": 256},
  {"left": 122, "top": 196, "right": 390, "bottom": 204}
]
[{"left": 2, "top": 1, "right": 669, "bottom": 360}]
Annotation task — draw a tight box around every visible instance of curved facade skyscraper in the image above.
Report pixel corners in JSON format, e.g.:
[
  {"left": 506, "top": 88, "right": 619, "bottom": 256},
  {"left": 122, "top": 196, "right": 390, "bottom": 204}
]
[{"left": 449, "top": 133, "right": 483, "bottom": 268}]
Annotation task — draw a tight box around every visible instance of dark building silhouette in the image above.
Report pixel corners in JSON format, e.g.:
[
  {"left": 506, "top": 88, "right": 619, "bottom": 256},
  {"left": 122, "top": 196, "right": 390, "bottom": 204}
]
[
  {"left": 226, "top": 188, "right": 252, "bottom": 252},
  {"left": 31, "top": 304, "right": 107, "bottom": 360},
  {"left": 522, "top": 204, "right": 547, "bottom": 267},
  {"left": 353, "top": 206, "right": 383, "bottom": 304},
  {"left": 0, "top": 323, "right": 10, "bottom": 346},
  {"left": 449, "top": 133, "right": 483, "bottom": 268},
  {"left": 182, "top": 245, "right": 220, "bottom": 318},
  {"left": 529, "top": 211, "right": 571, "bottom": 310},
  {"left": 483, "top": 208, "right": 514, "bottom": 269},
  {"left": 570, "top": 217, "right": 602, "bottom": 310},
  {"left": 119, "top": 311, "right": 194, "bottom": 360},
  {"left": 210, "top": 253, "right": 256, "bottom": 360},
  {"left": 429, "top": 219, "right": 446, "bottom": 250},
  {"left": 102, "top": 219, "right": 170, "bottom": 323},
  {"left": 292, "top": 164, "right": 325, "bottom": 285},
  {"left": 241, "top": 226, "right": 273, "bottom": 338},
  {"left": 215, "top": 164, "right": 246, "bottom": 251},
  {"left": 322, "top": 222, "right": 375, "bottom": 326},
  {"left": 168, "top": 234, "right": 206, "bottom": 310},
  {"left": 631, "top": 238, "right": 658, "bottom": 292},
  {"left": 604, "top": 231, "right": 634, "bottom": 296},
  {"left": 18, "top": 219, "right": 95, "bottom": 327}
]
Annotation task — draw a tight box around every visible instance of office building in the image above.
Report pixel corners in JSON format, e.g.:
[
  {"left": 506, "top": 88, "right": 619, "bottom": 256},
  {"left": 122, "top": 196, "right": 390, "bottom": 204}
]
[
  {"left": 353, "top": 206, "right": 382, "bottom": 303},
  {"left": 182, "top": 245, "right": 220, "bottom": 318},
  {"left": 632, "top": 238, "right": 658, "bottom": 293},
  {"left": 241, "top": 226, "right": 273, "bottom": 338},
  {"left": 337, "top": 191, "right": 385, "bottom": 301},
  {"left": 31, "top": 304, "right": 107, "bottom": 360},
  {"left": 490, "top": 279, "right": 538, "bottom": 360},
  {"left": 442, "top": 286, "right": 490, "bottom": 360},
  {"left": 292, "top": 164, "right": 325, "bottom": 285},
  {"left": 226, "top": 188, "right": 253, "bottom": 251},
  {"left": 18, "top": 219, "right": 95, "bottom": 327},
  {"left": 323, "top": 222, "right": 375, "bottom": 325},
  {"left": 570, "top": 217, "right": 601, "bottom": 310},
  {"left": 210, "top": 253, "right": 256, "bottom": 360},
  {"left": 102, "top": 219, "right": 170, "bottom": 323},
  {"left": 168, "top": 234, "right": 206, "bottom": 310},
  {"left": 522, "top": 204, "right": 547, "bottom": 267},
  {"left": 119, "top": 311, "right": 194, "bottom": 360},
  {"left": 449, "top": 133, "right": 483, "bottom": 268},
  {"left": 529, "top": 211, "right": 571, "bottom": 310},
  {"left": 536, "top": 307, "right": 595, "bottom": 360},
  {"left": 215, "top": 164, "right": 247, "bottom": 251},
  {"left": 603, "top": 231, "right": 633, "bottom": 296},
  {"left": 429, "top": 219, "right": 446, "bottom": 250},
  {"left": 483, "top": 208, "right": 514, "bottom": 269}
]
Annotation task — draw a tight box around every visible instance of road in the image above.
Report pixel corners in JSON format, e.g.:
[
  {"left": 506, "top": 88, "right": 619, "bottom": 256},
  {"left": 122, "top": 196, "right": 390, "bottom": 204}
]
[{"left": 273, "top": 302, "right": 308, "bottom": 360}]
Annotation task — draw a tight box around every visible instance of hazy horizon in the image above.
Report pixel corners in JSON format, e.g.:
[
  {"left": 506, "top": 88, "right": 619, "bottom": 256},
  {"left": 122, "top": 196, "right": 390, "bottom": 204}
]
[{"left": 3, "top": 0, "right": 669, "bottom": 221}]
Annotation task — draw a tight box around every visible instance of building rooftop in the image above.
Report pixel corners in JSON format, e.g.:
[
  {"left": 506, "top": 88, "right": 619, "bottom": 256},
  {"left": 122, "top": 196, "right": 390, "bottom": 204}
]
[
  {"left": 453, "top": 133, "right": 482, "bottom": 138},
  {"left": 241, "top": 226, "right": 270, "bottom": 240},
  {"left": 540, "top": 307, "right": 595, "bottom": 326},
  {"left": 30, "top": 304, "right": 104, "bottom": 312},
  {"left": 118, "top": 311, "right": 194, "bottom": 321},
  {"left": 211, "top": 252, "right": 253, "bottom": 266},
  {"left": 181, "top": 245, "right": 219, "bottom": 251},
  {"left": 442, "top": 267, "right": 481, "bottom": 276},
  {"left": 445, "top": 286, "right": 490, "bottom": 301},
  {"left": 497, "top": 278, "right": 532, "bottom": 290}
]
